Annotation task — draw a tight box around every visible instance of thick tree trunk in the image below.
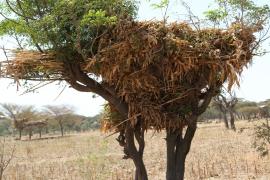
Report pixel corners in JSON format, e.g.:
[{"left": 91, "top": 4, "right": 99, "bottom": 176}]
[
  {"left": 134, "top": 156, "right": 148, "bottom": 180},
  {"left": 229, "top": 111, "right": 236, "bottom": 131},
  {"left": 125, "top": 123, "right": 148, "bottom": 180},
  {"left": 166, "top": 118, "right": 197, "bottom": 180},
  {"left": 166, "top": 131, "right": 177, "bottom": 180}
]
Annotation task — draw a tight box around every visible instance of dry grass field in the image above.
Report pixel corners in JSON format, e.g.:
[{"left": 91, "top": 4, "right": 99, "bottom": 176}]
[{"left": 1, "top": 120, "right": 270, "bottom": 180}]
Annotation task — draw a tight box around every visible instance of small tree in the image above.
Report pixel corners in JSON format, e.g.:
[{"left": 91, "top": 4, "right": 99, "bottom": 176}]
[
  {"left": 0, "top": 104, "right": 37, "bottom": 139},
  {"left": 213, "top": 92, "right": 238, "bottom": 130},
  {"left": 213, "top": 96, "right": 230, "bottom": 128},
  {"left": 45, "top": 105, "right": 74, "bottom": 136},
  {"left": 253, "top": 106, "right": 270, "bottom": 156},
  {"left": 199, "top": 101, "right": 221, "bottom": 121},
  {"left": 235, "top": 100, "right": 259, "bottom": 120}
]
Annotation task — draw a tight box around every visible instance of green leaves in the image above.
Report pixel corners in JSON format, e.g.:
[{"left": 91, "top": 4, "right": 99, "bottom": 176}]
[
  {"left": 81, "top": 10, "right": 117, "bottom": 27},
  {"left": 0, "top": 0, "right": 137, "bottom": 53},
  {"left": 204, "top": 0, "right": 270, "bottom": 28},
  {"left": 150, "top": 0, "right": 169, "bottom": 9},
  {"left": 203, "top": 9, "right": 228, "bottom": 24},
  {"left": 253, "top": 119, "right": 270, "bottom": 157}
]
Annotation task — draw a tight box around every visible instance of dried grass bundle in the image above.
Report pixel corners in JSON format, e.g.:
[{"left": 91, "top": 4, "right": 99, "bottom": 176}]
[{"left": 1, "top": 20, "right": 256, "bottom": 131}]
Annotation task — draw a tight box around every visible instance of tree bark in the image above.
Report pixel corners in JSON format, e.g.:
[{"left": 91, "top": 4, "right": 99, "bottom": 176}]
[
  {"left": 19, "top": 129, "right": 22, "bottom": 140},
  {"left": 125, "top": 123, "right": 148, "bottom": 180},
  {"left": 166, "top": 118, "right": 197, "bottom": 180},
  {"left": 166, "top": 130, "right": 177, "bottom": 180},
  {"left": 60, "top": 126, "right": 64, "bottom": 136},
  {"left": 66, "top": 63, "right": 147, "bottom": 179},
  {"left": 66, "top": 63, "right": 128, "bottom": 117},
  {"left": 229, "top": 111, "right": 236, "bottom": 131},
  {"left": 59, "top": 120, "right": 64, "bottom": 136},
  {"left": 222, "top": 111, "right": 229, "bottom": 129},
  {"left": 29, "top": 130, "right": 32, "bottom": 140}
]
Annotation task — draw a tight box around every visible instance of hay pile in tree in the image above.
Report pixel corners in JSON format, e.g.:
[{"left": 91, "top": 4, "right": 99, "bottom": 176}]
[{"left": 1, "top": 20, "right": 257, "bottom": 132}]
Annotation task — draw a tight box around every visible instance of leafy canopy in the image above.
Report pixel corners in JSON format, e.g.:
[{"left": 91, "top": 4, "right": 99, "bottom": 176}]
[
  {"left": 1, "top": 0, "right": 269, "bottom": 131},
  {"left": 0, "top": 0, "right": 137, "bottom": 54},
  {"left": 204, "top": 0, "right": 270, "bottom": 27}
]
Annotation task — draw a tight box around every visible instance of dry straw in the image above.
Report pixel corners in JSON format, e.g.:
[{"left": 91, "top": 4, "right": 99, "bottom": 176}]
[{"left": 1, "top": 20, "right": 256, "bottom": 132}]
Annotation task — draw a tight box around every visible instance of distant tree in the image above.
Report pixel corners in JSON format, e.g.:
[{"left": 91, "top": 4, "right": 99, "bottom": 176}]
[
  {"left": 235, "top": 100, "right": 260, "bottom": 120},
  {"left": 199, "top": 101, "right": 221, "bottom": 121},
  {"left": 213, "top": 96, "right": 230, "bottom": 128},
  {"left": 63, "top": 114, "right": 85, "bottom": 132},
  {"left": 261, "top": 99, "right": 270, "bottom": 108},
  {"left": 259, "top": 106, "right": 270, "bottom": 119},
  {"left": 0, "top": 120, "right": 11, "bottom": 136},
  {"left": 81, "top": 114, "right": 101, "bottom": 131},
  {"left": 0, "top": 113, "right": 11, "bottom": 136},
  {"left": 23, "top": 120, "right": 48, "bottom": 140},
  {"left": 0, "top": 104, "right": 37, "bottom": 139},
  {"left": 45, "top": 105, "right": 75, "bottom": 136},
  {"left": 213, "top": 92, "right": 238, "bottom": 130}
]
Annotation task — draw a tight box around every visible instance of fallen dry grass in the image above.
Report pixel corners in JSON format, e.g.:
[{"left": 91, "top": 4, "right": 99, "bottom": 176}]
[{"left": 1, "top": 120, "right": 270, "bottom": 180}]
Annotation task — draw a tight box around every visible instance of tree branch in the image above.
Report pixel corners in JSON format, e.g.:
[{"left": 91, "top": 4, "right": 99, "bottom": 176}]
[
  {"left": 66, "top": 62, "right": 128, "bottom": 116},
  {"left": 5, "top": 0, "right": 35, "bottom": 20},
  {"left": 197, "top": 88, "right": 217, "bottom": 115}
]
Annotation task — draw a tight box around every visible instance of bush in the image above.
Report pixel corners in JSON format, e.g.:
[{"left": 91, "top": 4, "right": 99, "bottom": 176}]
[
  {"left": 0, "top": 120, "right": 11, "bottom": 136},
  {"left": 253, "top": 119, "right": 270, "bottom": 156}
]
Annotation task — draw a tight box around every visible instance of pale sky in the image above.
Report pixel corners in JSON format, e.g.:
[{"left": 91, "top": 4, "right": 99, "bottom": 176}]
[{"left": 0, "top": 0, "right": 269, "bottom": 116}]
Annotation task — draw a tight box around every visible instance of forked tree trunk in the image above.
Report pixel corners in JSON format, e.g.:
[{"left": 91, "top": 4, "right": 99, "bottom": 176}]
[
  {"left": 67, "top": 63, "right": 146, "bottom": 178},
  {"left": 125, "top": 123, "right": 148, "bottom": 180},
  {"left": 166, "top": 119, "right": 197, "bottom": 180}
]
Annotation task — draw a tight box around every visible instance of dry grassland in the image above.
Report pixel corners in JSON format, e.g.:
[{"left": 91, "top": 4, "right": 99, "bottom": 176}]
[{"left": 1, "top": 120, "right": 270, "bottom": 180}]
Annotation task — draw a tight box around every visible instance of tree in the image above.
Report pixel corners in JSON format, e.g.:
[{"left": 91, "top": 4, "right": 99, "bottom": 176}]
[
  {"left": 23, "top": 120, "right": 48, "bottom": 140},
  {"left": 199, "top": 101, "right": 221, "bottom": 121},
  {"left": 235, "top": 100, "right": 260, "bottom": 120},
  {"left": 81, "top": 114, "right": 101, "bottom": 131},
  {"left": 253, "top": 105, "right": 270, "bottom": 156},
  {"left": 0, "top": 104, "right": 37, "bottom": 139},
  {"left": 213, "top": 92, "right": 238, "bottom": 130},
  {"left": 213, "top": 96, "right": 230, "bottom": 128},
  {"left": 0, "top": 0, "right": 269, "bottom": 179},
  {"left": 45, "top": 105, "right": 75, "bottom": 136},
  {"left": 252, "top": 104, "right": 270, "bottom": 156}
]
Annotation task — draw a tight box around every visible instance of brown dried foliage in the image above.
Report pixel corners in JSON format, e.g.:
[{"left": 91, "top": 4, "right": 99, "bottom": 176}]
[{"left": 1, "top": 20, "right": 257, "bottom": 131}]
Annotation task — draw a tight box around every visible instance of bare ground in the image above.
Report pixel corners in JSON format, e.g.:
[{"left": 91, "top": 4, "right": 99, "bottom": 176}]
[{"left": 2, "top": 120, "right": 270, "bottom": 180}]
